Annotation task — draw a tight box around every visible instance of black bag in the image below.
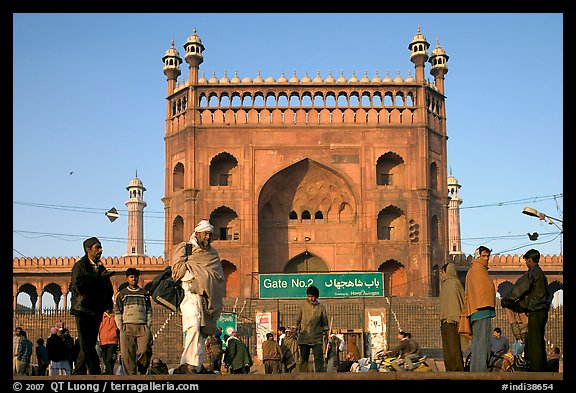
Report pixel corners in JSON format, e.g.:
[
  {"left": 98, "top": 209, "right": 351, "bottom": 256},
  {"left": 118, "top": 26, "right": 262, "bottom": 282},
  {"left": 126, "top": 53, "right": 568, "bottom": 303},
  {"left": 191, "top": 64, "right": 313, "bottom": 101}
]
[{"left": 147, "top": 266, "right": 184, "bottom": 312}]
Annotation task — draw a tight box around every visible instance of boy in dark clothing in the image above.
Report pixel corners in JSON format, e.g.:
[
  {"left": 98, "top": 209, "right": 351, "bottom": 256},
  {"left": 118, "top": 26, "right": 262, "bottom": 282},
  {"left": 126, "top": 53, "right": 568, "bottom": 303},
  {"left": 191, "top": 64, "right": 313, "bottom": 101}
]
[{"left": 36, "top": 338, "right": 49, "bottom": 376}]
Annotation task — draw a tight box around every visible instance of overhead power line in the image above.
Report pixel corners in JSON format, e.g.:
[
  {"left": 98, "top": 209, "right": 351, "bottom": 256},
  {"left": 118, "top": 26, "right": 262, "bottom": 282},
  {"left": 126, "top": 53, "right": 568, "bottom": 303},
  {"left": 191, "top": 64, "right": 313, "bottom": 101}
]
[
  {"left": 460, "top": 193, "right": 562, "bottom": 210},
  {"left": 13, "top": 192, "right": 564, "bottom": 220}
]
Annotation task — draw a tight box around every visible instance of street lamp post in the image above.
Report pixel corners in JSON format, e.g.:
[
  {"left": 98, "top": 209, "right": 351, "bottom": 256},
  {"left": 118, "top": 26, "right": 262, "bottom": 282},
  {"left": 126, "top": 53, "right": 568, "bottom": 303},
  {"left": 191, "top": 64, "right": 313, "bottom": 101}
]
[
  {"left": 522, "top": 207, "right": 563, "bottom": 232},
  {"left": 522, "top": 207, "right": 563, "bottom": 255}
]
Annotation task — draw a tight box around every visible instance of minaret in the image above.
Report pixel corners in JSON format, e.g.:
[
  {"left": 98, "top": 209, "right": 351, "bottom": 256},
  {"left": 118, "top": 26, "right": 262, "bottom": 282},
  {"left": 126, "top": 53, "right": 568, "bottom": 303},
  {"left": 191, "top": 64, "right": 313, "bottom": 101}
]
[
  {"left": 428, "top": 37, "right": 449, "bottom": 96},
  {"left": 408, "top": 25, "right": 430, "bottom": 84},
  {"left": 125, "top": 173, "right": 147, "bottom": 256},
  {"left": 162, "top": 39, "right": 182, "bottom": 135},
  {"left": 447, "top": 172, "right": 464, "bottom": 255},
  {"left": 183, "top": 28, "right": 204, "bottom": 85},
  {"left": 162, "top": 38, "right": 182, "bottom": 96}
]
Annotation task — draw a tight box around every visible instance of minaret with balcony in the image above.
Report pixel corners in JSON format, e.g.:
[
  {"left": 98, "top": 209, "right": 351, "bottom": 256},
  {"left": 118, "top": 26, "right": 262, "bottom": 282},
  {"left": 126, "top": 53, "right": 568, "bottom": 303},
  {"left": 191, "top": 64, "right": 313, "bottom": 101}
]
[
  {"left": 125, "top": 173, "right": 147, "bottom": 256},
  {"left": 447, "top": 173, "right": 464, "bottom": 255}
]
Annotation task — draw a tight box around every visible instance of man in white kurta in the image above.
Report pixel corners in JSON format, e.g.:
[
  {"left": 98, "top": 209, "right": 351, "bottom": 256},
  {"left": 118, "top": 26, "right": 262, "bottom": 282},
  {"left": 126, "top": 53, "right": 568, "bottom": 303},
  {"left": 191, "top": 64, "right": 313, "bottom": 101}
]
[{"left": 171, "top": 220, "right": 225, "bottom": 373}]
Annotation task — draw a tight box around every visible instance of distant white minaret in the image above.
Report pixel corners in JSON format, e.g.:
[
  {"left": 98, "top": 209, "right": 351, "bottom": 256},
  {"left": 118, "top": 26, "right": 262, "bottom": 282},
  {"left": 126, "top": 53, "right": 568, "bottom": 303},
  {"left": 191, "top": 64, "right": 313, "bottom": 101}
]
[
  {"left": 125, "top": 172, "right": 147, "bottom": 256},
  {"left": 447, "top": 171, "right": 464, "bottom": 255}
]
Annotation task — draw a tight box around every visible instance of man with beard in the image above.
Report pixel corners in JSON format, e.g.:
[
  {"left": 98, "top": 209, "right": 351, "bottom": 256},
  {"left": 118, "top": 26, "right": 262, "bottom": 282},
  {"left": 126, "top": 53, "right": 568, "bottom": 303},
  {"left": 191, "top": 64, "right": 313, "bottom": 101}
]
[{"left": 170, "top": 219, "right": 225, "bottom": 374}]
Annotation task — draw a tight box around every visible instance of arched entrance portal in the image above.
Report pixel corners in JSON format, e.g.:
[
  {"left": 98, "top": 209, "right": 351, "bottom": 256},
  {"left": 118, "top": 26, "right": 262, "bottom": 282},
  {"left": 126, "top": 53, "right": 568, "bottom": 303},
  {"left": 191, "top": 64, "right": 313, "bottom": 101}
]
[
  {"left": 258, "top": 158, "right": 357, "bottom": 273},
  {"left": 285, "top": 252, "right": 329, "bottom": 273},
  {"left": 378, "top": 260, "right": 407, "bottom": 297}
]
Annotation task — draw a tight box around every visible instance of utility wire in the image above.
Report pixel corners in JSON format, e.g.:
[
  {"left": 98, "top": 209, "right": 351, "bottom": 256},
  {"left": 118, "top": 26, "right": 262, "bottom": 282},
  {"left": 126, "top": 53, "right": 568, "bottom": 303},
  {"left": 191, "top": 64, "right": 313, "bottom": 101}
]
[
  {"left": 14, "top": 192, "right": 562, "bottom": 218},
  {"left": 460, "top": 193, "right": 562, "bottom": 210}
]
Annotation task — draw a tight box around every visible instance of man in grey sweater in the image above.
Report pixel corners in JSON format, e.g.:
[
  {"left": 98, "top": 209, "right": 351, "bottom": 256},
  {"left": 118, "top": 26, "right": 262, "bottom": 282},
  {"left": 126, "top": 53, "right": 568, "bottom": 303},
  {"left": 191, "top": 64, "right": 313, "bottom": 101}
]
[{"left": 114, "top": 268, "right": 153, "bottom": 375}]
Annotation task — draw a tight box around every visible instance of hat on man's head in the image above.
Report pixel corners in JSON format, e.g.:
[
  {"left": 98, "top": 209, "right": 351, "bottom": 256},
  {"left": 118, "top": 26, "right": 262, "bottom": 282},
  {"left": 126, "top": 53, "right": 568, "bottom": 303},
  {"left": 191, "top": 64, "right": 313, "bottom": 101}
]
[
  {"left": 83, "top": 237, "right": 101, "bottom": 252},
  {"left": 194, "top": 219, "right": 214, "bottom": 233}
]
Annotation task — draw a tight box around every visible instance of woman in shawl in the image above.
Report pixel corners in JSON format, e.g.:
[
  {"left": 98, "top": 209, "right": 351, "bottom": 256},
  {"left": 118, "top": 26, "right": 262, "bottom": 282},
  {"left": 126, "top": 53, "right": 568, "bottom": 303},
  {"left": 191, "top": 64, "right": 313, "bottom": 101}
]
[{"left": 439, "top": 262, "right": 465, "bottom": 371}]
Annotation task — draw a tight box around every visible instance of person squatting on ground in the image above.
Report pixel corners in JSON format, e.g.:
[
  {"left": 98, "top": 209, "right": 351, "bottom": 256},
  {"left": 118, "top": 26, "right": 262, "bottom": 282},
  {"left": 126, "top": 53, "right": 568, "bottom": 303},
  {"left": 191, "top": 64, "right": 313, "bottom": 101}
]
[
  {"left": 114, "top": 267, "right": 153, "bottom": 375},
  {"left": 463, "top": 246, "right": 496, "bottom": 372},
  {"left": 171, "top": 219, "right": 226, "bottom": 374},
  {"left": 439, "top": 262, "right": 465, "bottom": 371},
  {"left": 501, "top": 248, "right": 552, "bottom": 372},
  {"left": 224, "top": 331, "right": 253, "bottom": 374},
  {"left": 204, "top": 327, "right": 224, "bottom": 373},
  {"left": 262, "top": 332, "right": 283, "bottom": 374},
  {"left": 295, "top": 285, "right": 329, "bottom": 373},
  {"left": 69, "top": 237, "right": 114, "bottom": 375},
  {"left": 545, "top": 346, "right": 560, "bottom": 372},
  {"left": 99, "top": 307, "right": 120, "bottom": 375}
]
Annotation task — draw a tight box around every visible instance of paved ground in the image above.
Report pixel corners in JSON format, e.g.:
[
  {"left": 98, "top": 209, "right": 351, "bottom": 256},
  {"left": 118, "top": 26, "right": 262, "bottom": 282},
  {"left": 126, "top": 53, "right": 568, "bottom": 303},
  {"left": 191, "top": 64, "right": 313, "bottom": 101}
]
[{"left": 14, "top": 359, "right": 566, "bottom": 392}]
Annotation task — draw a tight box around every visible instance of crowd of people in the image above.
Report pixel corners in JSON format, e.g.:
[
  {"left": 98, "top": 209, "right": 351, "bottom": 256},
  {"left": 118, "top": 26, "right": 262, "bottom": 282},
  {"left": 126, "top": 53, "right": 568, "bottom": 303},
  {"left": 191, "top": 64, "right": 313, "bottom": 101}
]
[{"left": 14, "top": 233, "right": 561, "bottom": 376}]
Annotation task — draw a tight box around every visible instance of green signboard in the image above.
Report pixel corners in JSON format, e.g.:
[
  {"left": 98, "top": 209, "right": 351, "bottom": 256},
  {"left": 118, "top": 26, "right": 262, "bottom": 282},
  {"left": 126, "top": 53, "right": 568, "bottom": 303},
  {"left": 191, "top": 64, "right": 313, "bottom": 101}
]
[
  {"left": 217, "top": 312, "right": 237, "bottom": 337},
  {"left": 259, "top": 272, "right": 384, "bottom": 299}
]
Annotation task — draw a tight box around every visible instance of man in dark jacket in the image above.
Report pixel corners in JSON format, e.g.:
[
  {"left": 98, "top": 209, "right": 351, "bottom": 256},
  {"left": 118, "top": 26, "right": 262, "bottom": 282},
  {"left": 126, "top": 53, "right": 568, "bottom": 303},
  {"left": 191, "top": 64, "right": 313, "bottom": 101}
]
[
  {"left": 295, "top": 285, "right": 329, "bottom": 373},
  {"left": 69, "top": 237, "right": 114, "bottom": 375},
  {"left": 501, "top": 248, "right": 552, "bottom": 372},
  {"left": 36, "top": 338, "right": 49, "bottom": 376}
]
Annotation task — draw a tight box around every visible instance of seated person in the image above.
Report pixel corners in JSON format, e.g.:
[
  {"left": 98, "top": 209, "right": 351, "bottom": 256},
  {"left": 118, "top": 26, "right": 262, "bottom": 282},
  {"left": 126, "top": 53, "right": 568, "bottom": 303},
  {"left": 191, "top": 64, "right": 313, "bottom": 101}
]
[
  {"left": 336, "top": 352, "right": 356, "bottom": 372},
  {"left": 545, "top": 347, "right": 560, "bottom": 372},
  {"left": 490, "top": 327, "right": 509, "bottom": 357}
]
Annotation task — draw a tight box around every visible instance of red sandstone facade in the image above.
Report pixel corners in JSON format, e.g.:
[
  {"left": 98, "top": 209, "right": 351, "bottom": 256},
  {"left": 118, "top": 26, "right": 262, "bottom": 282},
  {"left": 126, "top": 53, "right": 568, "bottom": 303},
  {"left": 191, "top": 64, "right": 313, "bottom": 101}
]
[{"left": 161, "top": 28, "right": 451, "bottom": 298}]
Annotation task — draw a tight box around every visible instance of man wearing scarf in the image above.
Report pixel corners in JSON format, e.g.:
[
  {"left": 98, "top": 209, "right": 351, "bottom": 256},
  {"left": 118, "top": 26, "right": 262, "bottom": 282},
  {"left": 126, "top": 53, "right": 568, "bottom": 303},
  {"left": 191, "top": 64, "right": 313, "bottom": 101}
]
[
  {"left": 439, "top": 262, "right": 465, "bottom": 371},
  {"left": 463, "top": 246, "right": 496, "bottom": 372},
  {"left": 171, "top": 219, "right": 225, "bottom": 374}
]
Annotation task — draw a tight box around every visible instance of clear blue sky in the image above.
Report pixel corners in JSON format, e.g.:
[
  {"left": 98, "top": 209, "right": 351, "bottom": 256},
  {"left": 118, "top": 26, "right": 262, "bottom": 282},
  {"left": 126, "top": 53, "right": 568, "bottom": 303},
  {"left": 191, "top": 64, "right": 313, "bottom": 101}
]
[{"left": 13, "top": 13, "right": 563, "bottom": 260}]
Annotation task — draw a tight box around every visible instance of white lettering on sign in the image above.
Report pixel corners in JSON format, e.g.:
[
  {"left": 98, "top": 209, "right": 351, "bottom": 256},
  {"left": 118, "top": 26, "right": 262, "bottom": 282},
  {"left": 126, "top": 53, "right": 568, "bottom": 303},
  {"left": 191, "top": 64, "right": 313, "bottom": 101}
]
[
  {"left": 262, "top": 278, "right": 288, "bottom": 289},
  {"left": 291, "top": 278, "right": 314, "bottom": 288}
]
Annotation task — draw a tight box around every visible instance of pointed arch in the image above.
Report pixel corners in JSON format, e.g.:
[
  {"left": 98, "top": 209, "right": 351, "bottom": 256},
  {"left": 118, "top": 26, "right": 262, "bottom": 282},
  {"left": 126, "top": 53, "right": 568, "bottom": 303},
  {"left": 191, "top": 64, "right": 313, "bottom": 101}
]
[
  {"left": 285, "top": 252, "right": 329, "bottom": 273},
  {"left": 210, "top": 206, "right": 240, "bottom": 241},
  {"left": 258, "top": 158, "right": 358, "bottom": 273},
  {"left": 377, "top": 260, "right": 406, "bottom": 297},
  {"left": 172, "top": 215, "right": 184, "bottom": 245},
  {"left": 377, "top": 205, "right": 405, "bottom": 241},
  {"left": 376, "top": 152, "right": 405, "bottom": 187},
  {"left": 173, "top": 162, "right": 184, "bottom": 192},
  {"left": 210, "top": 152, "right": 239, "bottom": 187}
]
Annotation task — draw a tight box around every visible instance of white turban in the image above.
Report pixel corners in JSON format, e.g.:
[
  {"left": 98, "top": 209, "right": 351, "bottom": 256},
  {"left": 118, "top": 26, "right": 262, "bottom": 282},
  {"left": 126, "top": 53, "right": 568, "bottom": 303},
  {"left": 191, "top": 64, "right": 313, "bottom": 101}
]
[{"left": 194, "top": 219, "right": 214, "bottom": 234}]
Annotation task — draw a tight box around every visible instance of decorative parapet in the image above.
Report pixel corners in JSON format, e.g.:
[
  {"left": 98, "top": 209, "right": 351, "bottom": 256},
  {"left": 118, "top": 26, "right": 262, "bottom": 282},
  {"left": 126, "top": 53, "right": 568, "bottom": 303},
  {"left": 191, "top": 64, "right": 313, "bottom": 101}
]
[
  {"left": 13, "top": 256, "right": 166, "bottom": 272},
  {"left": 166, "top": 70, "right": 446, "bottom": 129},
  {"left": 451, "top": 253, "right": 563, "bottom": 271}
]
